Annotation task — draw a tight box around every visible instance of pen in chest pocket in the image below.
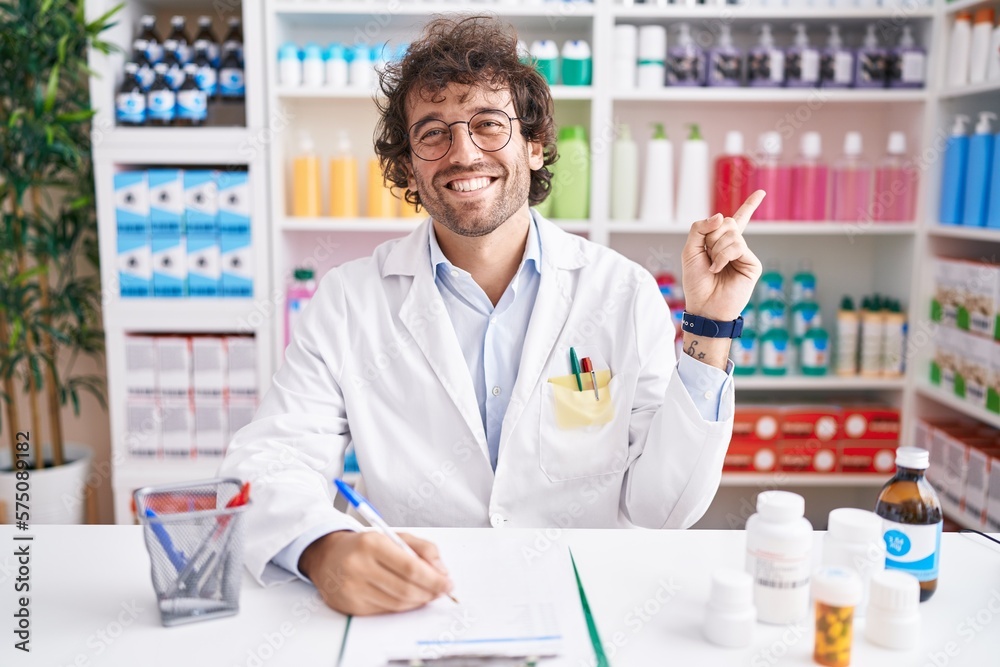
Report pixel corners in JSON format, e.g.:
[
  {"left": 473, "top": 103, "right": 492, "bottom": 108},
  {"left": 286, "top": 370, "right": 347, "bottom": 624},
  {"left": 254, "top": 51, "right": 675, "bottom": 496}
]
[
  {"left": 569, "top": 346, "right": 584, "bottom": 391},
  {"left": 581, "top": 357, "right": 599, "bottom": 400}
]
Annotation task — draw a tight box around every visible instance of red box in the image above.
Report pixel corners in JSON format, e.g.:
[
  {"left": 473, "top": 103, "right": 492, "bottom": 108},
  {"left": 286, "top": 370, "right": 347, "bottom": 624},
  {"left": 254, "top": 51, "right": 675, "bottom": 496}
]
[
  {"left": 841, "top": 406, "right": 900, "bottom": 441},
  {"left": 780, "top": 406, "right": 842, "bottom": 443},
  {"left": 777, "top": 439, "right": 838, "bottom": 473},
  {"left": 839, "top": 440, "right": 897, "bottom": 474},
  {"left": 732, "top": 406, "right": 781, "bottom": 443},
  {"left": 724, "top": 440, "right": 779, "bottom": 472}
]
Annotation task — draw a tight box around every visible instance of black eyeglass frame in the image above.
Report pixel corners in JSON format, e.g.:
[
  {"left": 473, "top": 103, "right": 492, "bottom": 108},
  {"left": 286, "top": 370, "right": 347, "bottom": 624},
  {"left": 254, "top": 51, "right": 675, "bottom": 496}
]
[{"left": 407, "top": 109, "right": 524, "bottom": 162}]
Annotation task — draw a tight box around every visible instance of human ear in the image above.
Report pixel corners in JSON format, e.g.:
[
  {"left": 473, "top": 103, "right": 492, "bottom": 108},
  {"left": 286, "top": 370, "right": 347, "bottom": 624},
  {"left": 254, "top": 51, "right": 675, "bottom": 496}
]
[{"left": 527, "top": 139, "right": 544, "bottom": 171}]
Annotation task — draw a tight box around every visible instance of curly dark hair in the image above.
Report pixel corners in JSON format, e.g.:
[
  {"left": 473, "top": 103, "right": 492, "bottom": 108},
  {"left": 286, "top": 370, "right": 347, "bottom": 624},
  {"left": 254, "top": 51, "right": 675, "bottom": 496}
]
[{"left": 374, "top": 15, "right": 557, "bottom": 208}]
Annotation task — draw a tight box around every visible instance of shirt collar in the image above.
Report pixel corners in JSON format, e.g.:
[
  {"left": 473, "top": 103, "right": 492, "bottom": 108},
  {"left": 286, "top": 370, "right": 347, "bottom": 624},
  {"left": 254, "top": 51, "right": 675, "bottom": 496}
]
[{"left": 428, "top": 214, "right": 542, "bottom": 281}]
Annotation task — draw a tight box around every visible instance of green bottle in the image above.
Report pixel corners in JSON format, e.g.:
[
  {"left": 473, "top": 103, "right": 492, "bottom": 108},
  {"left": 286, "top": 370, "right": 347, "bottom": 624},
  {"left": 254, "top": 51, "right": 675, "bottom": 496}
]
[
  {"left": 760, "top": 328, "right": 790, "bottom": 376},
  {"left": 732, "top": 330, "right": 758, "bottom": 376},
  {"left": 801, "top": 328, "right": 830, "bottom": 376},
  {"left": 550, "top": 125, "right": 590, "bottom": 220}
]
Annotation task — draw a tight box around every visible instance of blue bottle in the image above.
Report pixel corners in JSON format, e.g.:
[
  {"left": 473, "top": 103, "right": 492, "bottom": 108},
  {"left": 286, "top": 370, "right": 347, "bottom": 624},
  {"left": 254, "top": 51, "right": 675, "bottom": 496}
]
[
  {"left": 963, "top": 111, "right": 997, "bottom": 227},
  {"left": 939, "top": 115, "right": 971, "bottom": 225},
  {"left": 987, "top": 127, "right": 1000, "bottom": 229}
]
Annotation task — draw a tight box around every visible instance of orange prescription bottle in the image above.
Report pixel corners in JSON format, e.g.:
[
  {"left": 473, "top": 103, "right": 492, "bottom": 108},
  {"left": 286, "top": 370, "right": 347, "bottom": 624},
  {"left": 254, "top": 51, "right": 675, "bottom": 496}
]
[
  {"left": 328, "top": 131, "right": 358, "bottom": 217},
  {"left": 291, "top": 132, "right": 321, "bottom": 217},
  {"left": 366, "top": 157, "right": 397, "bottom": 218}
]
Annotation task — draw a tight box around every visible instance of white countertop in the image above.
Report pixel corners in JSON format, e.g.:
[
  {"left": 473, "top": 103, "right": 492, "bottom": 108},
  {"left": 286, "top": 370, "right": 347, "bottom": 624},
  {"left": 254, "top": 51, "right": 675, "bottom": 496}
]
[{"left": 1, "top": 526, "right": 998, "bottom": 666}]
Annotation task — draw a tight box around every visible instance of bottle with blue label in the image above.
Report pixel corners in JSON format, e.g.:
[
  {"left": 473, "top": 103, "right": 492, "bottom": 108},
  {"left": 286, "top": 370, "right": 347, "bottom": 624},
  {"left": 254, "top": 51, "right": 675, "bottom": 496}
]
[
  {"left": 875, "top": 447, "right": 942, "bottom": 602},
  {"left": 175, "top": 63, "right": 208, "bottom": 126},
  {"left": 939, "top": 115, "right": 971, "bottom": 225},
  {"left": 146, "top": 63, "right": 176, "bottom": 126},
  {"left": 131, "top": 39, "right": 155, "bottom": 92},
  {"left": 760, "top": 328, "right": 790, "bottom": 375},
  {"left": 219, "top": 44, "right": 246, "bottom": 101},
  {"left": 116, "top": 63, "right": 146, "bottom": 126},
  {"left": 757, "top": 262, "right": 784, "bottom": 303},
  {"left": 192, "top": 46, "right": 217, "bottom": 98},
  {"left": 161, "top": 39, "right": 186, "bottom": 90},
  {"left": 962, "top": 111, "right": 996, "bottom": 227},
  {"left": 732, "top": 330, "right": 758, "bottom": 376},
  {"left": 561, "top": 40, "right": 592, "bottom": 86}
]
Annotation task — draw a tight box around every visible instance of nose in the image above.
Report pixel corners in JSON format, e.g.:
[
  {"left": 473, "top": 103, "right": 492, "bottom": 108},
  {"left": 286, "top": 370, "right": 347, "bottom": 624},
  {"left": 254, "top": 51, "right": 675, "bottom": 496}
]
[{"left": 448, "top": 124, "right": 483, "bottom": 165}]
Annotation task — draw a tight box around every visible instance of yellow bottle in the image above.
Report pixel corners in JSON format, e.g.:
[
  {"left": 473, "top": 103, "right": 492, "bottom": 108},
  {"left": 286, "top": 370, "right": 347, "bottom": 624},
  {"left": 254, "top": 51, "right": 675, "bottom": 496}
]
[
  {"left": 329, "top": 131, "right": 359, "bottom": 218},
  {"left": 291, "top": 132, "right": 321, "bottom": 218},
  {"left": 366, "top": 158, "right": 397, "bottom": 218}
]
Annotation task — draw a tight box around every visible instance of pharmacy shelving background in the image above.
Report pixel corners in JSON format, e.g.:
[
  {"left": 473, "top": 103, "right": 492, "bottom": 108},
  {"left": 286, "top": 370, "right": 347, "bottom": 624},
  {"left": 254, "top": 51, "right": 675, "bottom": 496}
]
[{"left": 86, "top": 0, "right": 1000, "bottom": 527}]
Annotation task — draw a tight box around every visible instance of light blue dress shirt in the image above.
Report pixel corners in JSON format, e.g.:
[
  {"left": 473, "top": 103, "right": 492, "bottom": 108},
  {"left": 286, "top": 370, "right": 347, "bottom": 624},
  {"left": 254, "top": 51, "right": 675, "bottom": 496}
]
[{"left": 272, "top": 213, "right": 732, "bottom": 579}]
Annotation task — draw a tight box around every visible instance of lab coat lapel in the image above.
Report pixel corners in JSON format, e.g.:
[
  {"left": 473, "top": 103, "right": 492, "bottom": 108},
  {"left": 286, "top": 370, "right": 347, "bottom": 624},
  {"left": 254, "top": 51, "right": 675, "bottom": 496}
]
[{"left": 388, "top": 221, "right": 490, "bottom": 463}]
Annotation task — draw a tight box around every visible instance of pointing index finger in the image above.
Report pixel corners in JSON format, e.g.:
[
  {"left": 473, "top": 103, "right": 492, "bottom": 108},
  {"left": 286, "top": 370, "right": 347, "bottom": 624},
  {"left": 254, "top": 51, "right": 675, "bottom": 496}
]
[{"left": 732, "top": 190, "right": 767, "bottom": 233}]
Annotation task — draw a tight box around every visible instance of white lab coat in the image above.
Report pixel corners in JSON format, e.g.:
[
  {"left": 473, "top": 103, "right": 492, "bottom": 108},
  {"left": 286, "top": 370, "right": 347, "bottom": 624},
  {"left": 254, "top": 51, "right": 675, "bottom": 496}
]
[{"left": 220, "top": 215, "right": 734, "bottom": 585}]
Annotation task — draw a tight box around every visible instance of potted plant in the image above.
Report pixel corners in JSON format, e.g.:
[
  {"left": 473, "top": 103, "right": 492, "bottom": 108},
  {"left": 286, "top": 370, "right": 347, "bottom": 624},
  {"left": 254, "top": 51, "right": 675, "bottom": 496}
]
[{"left": 0, "top": 0, "right": 120, "bottom": 523}]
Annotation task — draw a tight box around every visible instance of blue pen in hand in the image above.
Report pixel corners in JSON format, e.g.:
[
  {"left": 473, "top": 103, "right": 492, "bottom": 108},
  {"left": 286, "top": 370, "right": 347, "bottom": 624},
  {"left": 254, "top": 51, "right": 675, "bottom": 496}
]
[
  {"left": 333, "top": 479, "right": 458, "bottom": 604},
  {"left": 145, "top": 508, "right": 187, "bottom": 572}
]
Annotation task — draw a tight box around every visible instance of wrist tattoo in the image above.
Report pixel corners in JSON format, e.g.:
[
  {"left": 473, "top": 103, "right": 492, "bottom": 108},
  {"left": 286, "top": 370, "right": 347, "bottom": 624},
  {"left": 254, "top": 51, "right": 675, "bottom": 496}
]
[{"left": 684, "top": 340, "right": 706, "bottom": 360}]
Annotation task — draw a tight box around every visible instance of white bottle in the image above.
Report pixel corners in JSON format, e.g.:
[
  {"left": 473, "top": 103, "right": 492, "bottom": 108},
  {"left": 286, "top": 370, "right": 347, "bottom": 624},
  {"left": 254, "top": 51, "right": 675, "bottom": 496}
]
[
  {"left": 822, "top": 508, "right": 886, "bottom": 618},
  {"left": 640, "top": 123, "right": 674, "bottom": 224},
  {"left": 614, "top": 24, "right": 638, "bottom": 91},
  {"left": 836, "top": 296, "right": 859, "bottom": 377},
  {"left": 947, "top": 12, "right": 973, "bottom": 88},
  {"left": 859, "top": 297, "right": 883, "bottom": 378},
  {"left": 611, "top": 124, "right": 639, "bottom": 221},
  {"left": 988, "top": 23, "right": 1000, "bottom": 81},
  {"left": 325, "top": 43, "right": 349, "bottom": 89},
  {"left": 302, "top": 43, "right": 324, "bottom": 87},
  {"left": 278, "top": 43, "right": 302, "bottom": 87},
  {"left": 349, "top": 44, "right": 371, "bottom": 89},
  {"left": 703, "top": 570, "right": 756, "bottom": 649},
  {"left": 675, "top": 123, "right": 710, "bottom": 224},
  {"left": 969, "top": 9, "right": 995, "bottom": 84},
  {"left": 746, "top": 491, "right": 813, "bottom": 625},
  {"left": 637, "top": 25, "right": 667, "bottom": 90}
]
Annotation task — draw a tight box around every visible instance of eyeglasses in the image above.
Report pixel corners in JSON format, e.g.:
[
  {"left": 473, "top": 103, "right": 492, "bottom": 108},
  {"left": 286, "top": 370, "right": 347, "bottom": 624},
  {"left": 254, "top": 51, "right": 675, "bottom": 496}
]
[{"left": 408, "top": 109, "right": 522, "bottom": 162}]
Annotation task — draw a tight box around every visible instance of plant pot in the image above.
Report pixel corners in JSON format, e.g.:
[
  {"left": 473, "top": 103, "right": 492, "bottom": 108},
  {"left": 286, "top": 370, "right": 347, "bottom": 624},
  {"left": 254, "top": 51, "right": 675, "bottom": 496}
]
[{"left": 0, "top": 443, "right": 93, "bottom": 524}]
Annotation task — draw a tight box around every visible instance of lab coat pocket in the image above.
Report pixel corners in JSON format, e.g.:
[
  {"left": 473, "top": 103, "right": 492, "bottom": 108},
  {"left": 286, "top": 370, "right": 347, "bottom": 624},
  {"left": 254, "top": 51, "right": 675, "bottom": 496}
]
[{"left": 539, "top": 372, "right": 628, "bottom": 482}]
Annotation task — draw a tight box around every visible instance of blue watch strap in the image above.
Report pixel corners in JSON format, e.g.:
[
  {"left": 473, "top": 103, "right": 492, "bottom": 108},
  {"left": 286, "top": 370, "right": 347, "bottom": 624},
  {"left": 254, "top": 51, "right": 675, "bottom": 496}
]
[{"left": 681, "top": 312, "right": 744, "bottom": 338}]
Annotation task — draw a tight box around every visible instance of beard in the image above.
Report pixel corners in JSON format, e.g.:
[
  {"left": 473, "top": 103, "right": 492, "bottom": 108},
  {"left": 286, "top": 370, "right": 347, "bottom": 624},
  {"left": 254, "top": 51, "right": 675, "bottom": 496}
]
[{"left": 411, "top": 146, "right": 532, "bottom": 238}]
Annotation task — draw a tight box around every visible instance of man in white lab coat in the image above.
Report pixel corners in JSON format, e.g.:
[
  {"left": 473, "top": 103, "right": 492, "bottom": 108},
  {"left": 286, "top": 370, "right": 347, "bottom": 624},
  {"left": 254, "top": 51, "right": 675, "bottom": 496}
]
[{"left": 220, "top": 15, "right": 765, "bottom": 616}]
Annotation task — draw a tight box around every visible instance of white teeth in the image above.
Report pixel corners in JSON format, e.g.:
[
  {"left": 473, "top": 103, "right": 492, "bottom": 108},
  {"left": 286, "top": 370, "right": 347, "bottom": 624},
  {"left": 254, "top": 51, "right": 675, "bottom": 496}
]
[{"left": 449, "top": 177, "right": 491, "bottom": 192}]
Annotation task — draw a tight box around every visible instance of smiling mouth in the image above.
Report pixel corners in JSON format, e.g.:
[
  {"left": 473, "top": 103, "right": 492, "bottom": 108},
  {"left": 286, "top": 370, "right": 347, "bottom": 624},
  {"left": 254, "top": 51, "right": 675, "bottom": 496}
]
[{"left": 445, "top": 176, "right": 497, "bottom": 192}]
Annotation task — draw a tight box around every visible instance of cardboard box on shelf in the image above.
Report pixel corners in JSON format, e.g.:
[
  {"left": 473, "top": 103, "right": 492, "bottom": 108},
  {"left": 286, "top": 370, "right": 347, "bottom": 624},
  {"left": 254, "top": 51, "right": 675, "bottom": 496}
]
[
  {"left": 186, "top": 235, "right": 221, "bottom": 297},
  {"left": 194, "top": 399, "right": 228, "bottom": 457},
  {"left": 987, "top": 449, "right": 1000, "bottom": 531},
  {"left": 931, "top": 257, "right": 962, "bottom": 328},
  {"left": 724, "top": 441, "right": 779, "bottom": 472},
  {"left": 928, "top": 422, "right": 979, "bottom": 490},
  {"left": 777, "top": 439, "right": 838, "bottom": 473},
  {"left": 225, "top": 336, "right": 257, "bottom": 399},
  {"left": 990, "top": 340, "right": 1000, "bottom": 414},
  {"left": 113, "top": 171, "right": 149, "bottom": 236},
  {"left": 726, "top": 406, "right": 781, "bottom": 472},
  {"left": 192, "top": 336, "right": 226, "bottom": 398},
  {"left": 124, "top": 336, "right": 157, "bottom": 398},
  {"left": 117, "top": 234, "right": 152, "bottom": 298},
  {"left": 148, "top": 169, "right": 184, "bottom": 237},
  {"left": 955, "top": 329, "right": 991, "bottom": 406},
  {"left": 151, "top": 234, "right": 186, "bottom": 298},
  {"left": 959, "top": 259, "right": 1000, "bottom": 340},
  {"left": 963, "top": 444, "right": 1000, "bottom": 530},
  {"left": 156, "top": 336, "right": 192, "bottom": 399},
  {"left": 780, "top": 406, "right": 841, "bottom": 443},
  {"left": 183, "top": 170, "right": 219, "bottom": 237},
  {"left": 160, "top": 399, "right": 194, "bottom": 458},
  {"left": 125, "top": 399, "right": 159, "bottom": 458}
]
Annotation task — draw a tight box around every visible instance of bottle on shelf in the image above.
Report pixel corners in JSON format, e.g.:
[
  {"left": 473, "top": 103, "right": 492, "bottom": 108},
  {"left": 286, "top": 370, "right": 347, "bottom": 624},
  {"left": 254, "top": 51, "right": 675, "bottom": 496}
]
[
  {"left": 962, "top": 111, "right": 996, "bottom": 227},
  {"left": 800, "top": 327, "right": 830, "bottom": 376},
  {"left": 637, "top": 25, "right": 666, "bottom": 90},
  {"left": 131, "top": 38, "right": 155, "bottom": 92},
  {"left": 791, "top": 261, "right": 816, "bottom": 304},
  {"left": 790, "top": 132, "right": 828, "bottom": 221},
  {"left": 278, "top": 43, "right": 302, "bottom": 87},
  {"left": 116, "top": 63, "right": 147, "bottom": 127},
  {"left": 193, "top": 16, "right": 220, "bottom": 68},
  {"left": 713, "top": 131, "right": 754, "bottom": 219},
  {"left": 613, "top": 24, "right": 638, "bottom": 91},
  {"left": 947, "top": 11, "right": 973, "bottom": 88},
  {"left": 175, "top": 63, "right": 208, "bottom": 127},
  {"left": 988, "top": 19, "right": 1000, "bottom": 81},
  {"left": 138, "top": 14, "right": 163, "bottom": 64},
  {"left": 367, "top": 157, "right": 398, "bottom": 218},
  {"left": 326, "top": 43, "right": 349, "bottom": 89},
  {"left": 785, "top": 23, "right": 819, "bottom": 88},
  {"left": 550, "top": 126, "right": 590, "bottom": 220},
  {"left": 610, "top": 124, "right": 638, "bottom": 222},
  {"left": 882, "top": 300, "right": 906, "bottom": 378},
  {"left": 302, "top": 43, "right": 325, "bottom": 88},
  {"left": 708, "top": 23, "right": 742, "bottom": 88},
  {"left": 167, "top": 16, "right": 191, "bottom": 65},
  {"left": 161, "top": 40, "right": 186, "bottom": 91},
  {"left": 859, "top": 296, "right": 883, "bottom": 378},
  {"left": 218, "top": 44, "right": 245, "bottom": 102},
  {"left": 887, "top": 25, "right": 926, "bottom": 90},
  {"left": 748, "top": 24, "right": 784, "bottom": 88},
  {"left": 831, "top": 132, "right": 872, "bottom": 223},
  {"left": 873, "top": 132, "right": 917, "bottom": 222},
  {"left": 874, "top": 447, "right": 943, "bottom": 603},
  {"left": 752, "top": 132, "right": 790, "bottom": 221},
  {"left": 969, "top": 8, "right": 995, "bottom": 85},
  {"left": 757, "top": 261, "right": 784, "bottom": 304},
  {"left": 676, "top": 124, "right": 710, "bottom": 225},
  {"left": 791, "top": 299, "right": 821, "bottom": 343},
  {"left": 292, "top": 132, "right": 322, "bottom": 218},
  {"left": 329, "top": 131, "right": 359, "bottom": 218},
  {"left": 223, "top": 17, "right": 244, "bottom": 65},
  {"left": 820, "top": 24, "right": 854, "bottom": 89},
  {"left": 530, "top": 39, "right": 559, "bottom": 86},
  {"left": 855, "top": 24, "right": 888, "bottom": 90},
  {"left": 732, "top": 329, "right": 758, "bottom": 376},
  {"left": 561, "top": 40, "right": 592, "bottom": 86},
  {"left": 286, "top": 268, "right": 317, "bottom": 348},
  {"left": 988, "top": 122, "right": 1000, "bottom": 228},
  {"left": 639, "top": 123, "right": 674, "bottom": 225},
  {"left": 146, "top": 63, "right": 176, "bottom": 127},
  {"left": 192, "top": 46, "right": 218, "bottom": 99},
  {"left": 939, "top": 114, "right": 971, "bottom": 225},
  {"left": 349, "top": 44, "right": 372, "bottom": 89},
  {"left": 666, "top": 23, "right": 706, "bottom": 87},
  {"left": 835, "top": 296, "right": 859, "bottom": 377}
]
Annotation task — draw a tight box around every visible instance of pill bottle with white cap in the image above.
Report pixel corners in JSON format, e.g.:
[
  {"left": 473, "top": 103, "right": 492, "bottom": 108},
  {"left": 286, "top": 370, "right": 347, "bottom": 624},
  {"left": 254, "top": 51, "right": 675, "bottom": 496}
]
[
  {"left": 865, "top": 569, "right": 921, "bottom": 650},
  {"left": 746, "top": 490, "right": 813, "bottom": 624},
  {"left": 812, "top": 566, "right": 863, "bottom": 667},
  {"left": 703, "top": 569, "right": 755, "bottom": 648},
  {"left": 822, "top": 508, "right": 885, "bottom": 617}
]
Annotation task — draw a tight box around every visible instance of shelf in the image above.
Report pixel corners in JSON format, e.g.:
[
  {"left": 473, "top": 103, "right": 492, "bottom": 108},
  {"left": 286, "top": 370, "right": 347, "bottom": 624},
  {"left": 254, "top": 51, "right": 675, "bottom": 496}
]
[
  {"left": 93, "top": 127, "right": 253, "bottom": 162},
  {"left": 945, "top": 0, "right": 995, "bottom": 16},
  {"left": 917, "top": 383, "right": 1000, "bottom": 430},
  {"left": 612, "top": 88, "right": 929, "bottom": 104},
  {"left": 613, "top": 5, "right": 934, "bottom": 20},
  {"left": 927, "top": 225, "right": 1000, "bottom": 242},
  {"left": 276, "top": 85, "right": 592, "bottom": 101},
  {"left": 106, "top": 299, "right": 262, "bottom": 333},
  {"left": 113, "top": 457, "right": 225, "bottom": 487},
  {"left": 737, "top": 375, "right": 906, "bottom": 391},
  {"left": 939, "top": 79, "right": 1000, "bottom": 100},
  {"left": 720, "top": 472, "right": 889, "bottom": 488},
  {"left": 609, "top": 222, "right": 916, "bottom": 235},
  {"left": 280, "top": 217, "right": 591, "bottom": 233}
]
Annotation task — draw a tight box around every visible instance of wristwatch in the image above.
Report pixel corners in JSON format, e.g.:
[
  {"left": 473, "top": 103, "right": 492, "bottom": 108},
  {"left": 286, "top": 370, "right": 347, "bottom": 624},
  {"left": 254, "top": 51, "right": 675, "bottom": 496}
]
[{"left": 681, "top": 312, "right": 744, "bottom": 339}]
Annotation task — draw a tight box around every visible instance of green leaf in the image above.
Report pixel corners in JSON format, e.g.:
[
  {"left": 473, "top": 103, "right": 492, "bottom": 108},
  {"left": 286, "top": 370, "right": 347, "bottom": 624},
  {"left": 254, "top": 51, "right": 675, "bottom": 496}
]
[
  {"left": 8, "top": 109, "right": 24, "bottom": 128},
  {"left": 41, "top": 0, "right": 55, "bottom": 15},
  {"left": 56, "top": 34, "right": 69, "bottom": 64},
  {"left": 86, "top": 3, "right": 123, "bottom": 33},
  {"left": 70, "top": 387, "right": 80, "bottom": 415},
  {"left": 56, "top": 109, "right": 95, "bottom": 124},
  {"left": 43, "top": 65, "right": 60, "bottom": 113}
]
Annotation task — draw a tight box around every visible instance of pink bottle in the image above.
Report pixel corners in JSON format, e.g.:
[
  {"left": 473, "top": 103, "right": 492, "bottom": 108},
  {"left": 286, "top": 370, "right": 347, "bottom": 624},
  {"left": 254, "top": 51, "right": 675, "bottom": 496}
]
[
  {"left": 285, "top": 267, "right": 317, "bottom": 348},
  {"left": 831, "top": 131, "right": 873, "bottom": 222},
  {"left": 790, "top": 132, "right": 829, "bottom": 221},
  {"left": 872, "top": 131, "right": 918, "bottom": 222},
  {"left": 752, "top": 131, "right": 792, "bottom": 220}
]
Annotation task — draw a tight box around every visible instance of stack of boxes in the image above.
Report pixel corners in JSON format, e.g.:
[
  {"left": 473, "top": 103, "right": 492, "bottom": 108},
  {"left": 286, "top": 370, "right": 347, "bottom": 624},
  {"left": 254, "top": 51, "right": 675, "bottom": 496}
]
[
  {"left": 124, "top": 334, "right": 257, "bottom": 458},
  {"left": 725, "top": 404, "right": 899, "bottom": 474},
  {"left": 916, "top": 417, "right": 1000, "bottom": 532},
  {"left": 930, "top": 257, "right": 1000, "bottom": 413},
  {"left": 115, "top": 168, "right": 253, "bottom": 298}
]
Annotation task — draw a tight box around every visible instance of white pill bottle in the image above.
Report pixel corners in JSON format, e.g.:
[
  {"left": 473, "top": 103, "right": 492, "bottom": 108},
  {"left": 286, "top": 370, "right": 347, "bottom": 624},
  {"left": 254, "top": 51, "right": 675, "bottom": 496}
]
[{"left": 746, "top": 490, "right": 814, "bottom": 624}]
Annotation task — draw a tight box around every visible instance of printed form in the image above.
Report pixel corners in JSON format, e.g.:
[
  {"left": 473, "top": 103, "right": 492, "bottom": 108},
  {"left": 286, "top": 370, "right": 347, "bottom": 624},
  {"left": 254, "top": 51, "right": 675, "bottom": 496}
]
[{"left": 338, "top": 532, "right": 595, "bottom": 665}]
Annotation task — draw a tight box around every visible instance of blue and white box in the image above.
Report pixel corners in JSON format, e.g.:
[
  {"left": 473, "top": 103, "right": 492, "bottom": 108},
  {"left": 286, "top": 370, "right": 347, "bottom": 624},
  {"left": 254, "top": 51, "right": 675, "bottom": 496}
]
[
  {"left": 114, "top": 172, "right": 150, "bottom": 236},
  {"left": 187, "top": 235, "right": 221, "bottom": 297},
  {"left": 152, "top": 235, "right": 187, "bottom": 298},
  {"left": 220, "top": 233, "right": 253, "bottom": 297},
  {"left": 117, "top": 234, "right": 152, "bottom": 298},
  {"left": 218, "top": 170, "right": 251, "bottom": 236},
  {"left": 184, "top": 170, "right": 219, "bottom": 236},
  {"left": 148, "top": 169, "right": 185, "bottom": 236}
]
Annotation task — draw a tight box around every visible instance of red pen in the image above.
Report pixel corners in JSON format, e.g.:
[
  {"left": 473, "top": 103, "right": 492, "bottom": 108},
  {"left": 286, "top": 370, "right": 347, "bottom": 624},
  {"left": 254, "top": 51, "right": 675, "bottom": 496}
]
[{"left": 581, "top": 357, "right": 599, "bottom": 400}]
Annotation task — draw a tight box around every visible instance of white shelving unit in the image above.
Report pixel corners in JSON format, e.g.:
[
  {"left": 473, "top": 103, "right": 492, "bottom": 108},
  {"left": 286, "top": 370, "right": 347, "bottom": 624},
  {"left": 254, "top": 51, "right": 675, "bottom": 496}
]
[{"left": 86, "top": 0, "right": 274, "bottom": 523}]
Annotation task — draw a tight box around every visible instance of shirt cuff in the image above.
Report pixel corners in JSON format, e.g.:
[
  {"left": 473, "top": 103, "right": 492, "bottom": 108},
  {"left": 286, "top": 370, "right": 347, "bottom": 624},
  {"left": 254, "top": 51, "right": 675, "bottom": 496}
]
[
  {"left": 271, "top": 523, "right": 356, "bottom": 582},
  {"left": 676, "top": 353, "right": 734, "bottom": 422}
]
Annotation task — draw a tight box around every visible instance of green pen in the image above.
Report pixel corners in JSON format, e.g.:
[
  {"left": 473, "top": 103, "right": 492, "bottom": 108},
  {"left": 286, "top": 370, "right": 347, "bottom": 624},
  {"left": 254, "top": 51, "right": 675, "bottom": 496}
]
[{"left": 570, "top": 347, "right": 584, "bottom": 391}]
